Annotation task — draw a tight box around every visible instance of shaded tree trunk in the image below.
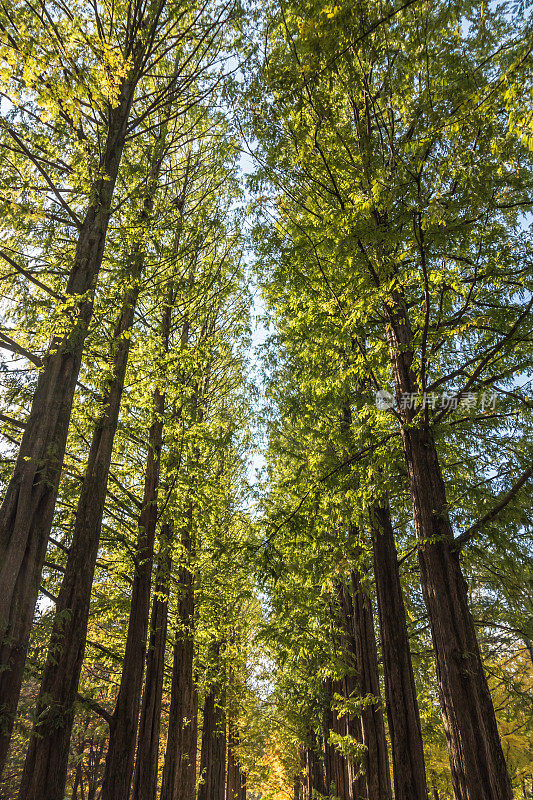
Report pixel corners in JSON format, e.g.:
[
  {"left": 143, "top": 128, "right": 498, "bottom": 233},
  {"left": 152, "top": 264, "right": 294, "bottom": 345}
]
[
  {"left": 323, "top": 678, "right": 350, "bottom": 799},
  {"left": 340, "top": 560, "right": 392, "bottom": 800},
  {"left": 370, "top": 503, "right": 429, "bottom": 800},
  {"left": 16, "top": 127, "right": 167, "bottom": 800},
  {"left": 160, "top": 507, "right": 198, "bottom": 800},
  {"left": 197, "top": 679, "right": 226, "bottom": 800},
  {"left": 227, "top": 719, "right": 246, "bottom": 800},
  {"left": 131, "top": 524, "right": 172, "bottom": 800},
  {"left": 294, "top": 751, "right": 304, "bottom": 800},
  {"left": 0, "top": 74, "right": 140, "bottom": 775},
  {"left": 303, "top": 731, "right": 326, "bottom": 800},
  {"left": 384, "top": 293, "right": 512, "bottom": 800},
  {"left": 345, "top": 699, "right": 367, "bottom": 800}
]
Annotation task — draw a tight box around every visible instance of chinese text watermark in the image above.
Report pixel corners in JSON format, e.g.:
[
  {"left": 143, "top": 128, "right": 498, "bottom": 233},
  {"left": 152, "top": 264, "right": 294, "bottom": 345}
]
[{"left": 375, "top": 389, "right": 497, "bottom": 412}]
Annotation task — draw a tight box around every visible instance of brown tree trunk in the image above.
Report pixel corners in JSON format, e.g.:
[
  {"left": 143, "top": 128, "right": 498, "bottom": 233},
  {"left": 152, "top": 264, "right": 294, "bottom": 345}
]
[
  {"left": 16, "top": 128, "right": 168, "bottom": 800},
  {"left": 304, "top": 732, "right": 326, "bottom": 800},
  {"left": 340, "top": 562, "right": 392, "bottom": 800},
  {"left": 131, "top": 524, "right": 172, "bottom": 800},
  {"left": 197, "top": 678, "right": 226, "bottom": 800},
  {"left": 384, "top": 294, "right": 512, "bottom": 800},
  {"left": 345, "top": 700, "right": 367, "bottom": 800},
  {"left": 294, "top": 752, "right": 303, "bottom": 800},
  {"left": 99, "top": 382, "right": 165, "bottom": 800},
  {"left": 160, "top": 507, "right": 198, "bottom": 800},
  {"left": 0, "top": 76, "right": 140, "bottom": 774},
  {"left": 227, "top": 719, "right": 246, "bottom": 800},
  {"left": 370, "top": 503, "right": 429, "bottom": 800},
  {"left": 323, "top": 678, "right": 351, "bottom": 799}
]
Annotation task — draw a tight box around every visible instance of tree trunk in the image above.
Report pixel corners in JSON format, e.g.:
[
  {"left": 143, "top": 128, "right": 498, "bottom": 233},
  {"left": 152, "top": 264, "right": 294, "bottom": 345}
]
[
  {"left": 0, "top": 76, "right": 139, "bottom": 774},
  {"left": 323, "top": 677, "right": 353, "bottom": 799},
  {"left": 370, "top": 503, "right": 429, "bottom": 800},
  {"left": 16, "top": 128, "right": 167, "bottom": 800},
  {"left": 384, "top": 294, "right": 512, "bottom": 800},
  {"left": 197, "top": 682, "right": 226, "bottom": 800},
  {"left": 227, "top": 717, "right": 246, "bottom": 800},
  {"left": 99, "top": 382, "right": 165, "bottom": 800},
  {"left": 304, "top": 732, "right": 326, "bottom": 800},
  {"left": 131, "top": 524, "right": 172, "bottom": 800},
  {"left": 345, "top": 700, "right": 366, "bottom": 800},
  {"left": 226, "top": 718, "right": 246, "bottom": 800},
  {"left": 160, "top": 507, "right": 198, "bottom": 800},
  {"left": 340, "top": 561, "right": 392, "bottom": 800}
]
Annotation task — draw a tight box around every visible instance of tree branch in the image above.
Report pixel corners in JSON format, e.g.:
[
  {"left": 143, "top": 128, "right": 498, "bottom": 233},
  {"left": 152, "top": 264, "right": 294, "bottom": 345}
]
[
  {"left": 76, "top": 693, "right": 112, "bottom": 725},
  {"left": 0, "top": 412, "right": 26, "bottom": 430},
  {"left": 453, "top": 463, "right": 533, "bottom": 551},
  {"left": 0, "top": 249, "right": 64, "bottom": 300},
  {"left": 0, "top": 331, "right": 42, "bottom": 367}
]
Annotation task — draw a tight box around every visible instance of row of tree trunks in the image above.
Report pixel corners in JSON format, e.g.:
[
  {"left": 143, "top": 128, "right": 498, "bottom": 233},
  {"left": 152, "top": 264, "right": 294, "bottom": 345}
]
[
  {"left": 383, "top": 292, "right": 512, "bottom": 800},
  {"left": 370, "top": 503, "right": 429, "bottom": 800},
  {"left": 339, "top": 558, "right": 392, "bottom": 800},
  {"left": 0, "top": 67, "right": 143, "bottom": 777},
  {"left": 16, "top": 124, "right": 168, "bottom": 800},
  {"left": 160, "top": 505, "right": 198, "bottom": 800},
  {"left": 99, "top": 377, "right": 166, "bottom": 800},
  {"left": 131, "top": 524, "right": 172, "bottom": 800},
  {"left": 99, "top": 175, "right": 189, "bottom": 800},
  {"left": 197, "top": 641, "right": 227, "bottom": 800}
]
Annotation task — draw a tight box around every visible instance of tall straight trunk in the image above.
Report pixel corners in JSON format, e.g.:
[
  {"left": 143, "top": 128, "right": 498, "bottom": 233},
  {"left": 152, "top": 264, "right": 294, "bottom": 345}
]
[
  {"left": 294, "top": 750, "right": 304, "bottom": 800},
  {"left": 370, "top": 503, "right": 429, "bottom": 800},
  {"left": 0, "top": 75, "right": 140, "bottom": 773},
  {"left": 16, "top": 128, "right": 168, "bottom": 800},
  {"left": 384, "top": 294, "right": 512, "bottom": 800},
  {"left": 227, "top": 718, "right": 246, "bottom": 800},
  {"left": 99, "top": 383, "right": 165, "bottom": 800},
  {"left": 344, "top": 688, "right": 367, "bottom": 800},
  {"left": 160, "top": 507, "right": 198, "bottom": 800},
  {"left": 323, "top": 678, "right": 350, "bottom": 799},
  {"left": 197, "top": 682, "right": 226, "bottom": 800},
  {"left": 131, "top": 524, "right": 172, "bottom": 800},
  {"left": 303, "top": 730, "right": 326, "bottom": 800},
  {"left": 339, "top": 561, "right": 392, "bottom": 800}
]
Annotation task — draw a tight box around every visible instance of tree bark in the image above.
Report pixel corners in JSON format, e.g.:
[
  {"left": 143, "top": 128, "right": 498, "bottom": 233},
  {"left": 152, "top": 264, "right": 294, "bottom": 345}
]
[
  {"left": 16, "top": 127, "right": 167, "bottom": 800},
  {"left": 370, "top": 503, "right": 429, "bottom": 800},
  {"left": 339, "top": 562, "right": 392, "bottom": 800},
  {"left": 131, "top": 524, "right": 172, "bottom": 800},
  {"left": 384, "top": 293, "right": 512, "bottom": 800},
  {"left": 0, "top": 75, "right": 139, "bottom": 774},
  {"left": 197, "top": 678, "right": 226, "bottom": 800},
  {"left": 160, "top": 507, "right": 198, "bottom": 800}
]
